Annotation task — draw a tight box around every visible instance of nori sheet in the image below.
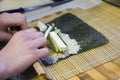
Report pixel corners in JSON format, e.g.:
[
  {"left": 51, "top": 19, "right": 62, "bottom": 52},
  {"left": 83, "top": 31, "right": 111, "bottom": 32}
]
[{"left": 41, "top": 13, "right": 109, "bottom": 65}]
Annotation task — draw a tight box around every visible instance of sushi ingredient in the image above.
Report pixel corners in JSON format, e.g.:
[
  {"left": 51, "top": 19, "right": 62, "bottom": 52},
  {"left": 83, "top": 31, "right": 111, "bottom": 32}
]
[
  {"left": 37, "top": 21, "right": 47, "bottom": 32},
  {"left": 49, "top": 31, "right": 67, "bottom": 52}
]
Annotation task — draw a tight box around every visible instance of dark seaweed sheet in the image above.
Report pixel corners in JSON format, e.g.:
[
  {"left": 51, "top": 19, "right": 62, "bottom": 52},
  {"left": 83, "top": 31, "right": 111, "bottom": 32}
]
[{"left": 41, "top": 13, "right": 109, "bottom": 65}]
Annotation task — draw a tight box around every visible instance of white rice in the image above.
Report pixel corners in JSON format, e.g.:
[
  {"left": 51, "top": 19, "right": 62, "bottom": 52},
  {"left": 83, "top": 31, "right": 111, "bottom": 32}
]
[{"left": 49, "top": 30, "right": 82, "bottom": 64}]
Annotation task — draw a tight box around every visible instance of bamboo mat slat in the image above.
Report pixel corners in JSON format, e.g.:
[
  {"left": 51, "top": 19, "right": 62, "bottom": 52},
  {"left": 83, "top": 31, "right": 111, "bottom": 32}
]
[{"left": 29, "top": 2, "right": 120, "bottom": 80}]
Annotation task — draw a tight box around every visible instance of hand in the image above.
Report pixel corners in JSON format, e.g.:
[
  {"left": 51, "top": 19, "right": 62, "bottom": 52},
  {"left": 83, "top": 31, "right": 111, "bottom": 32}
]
[
  {"left": 0, "top": 28, "right": 48, "bottom": 79},
  {"left": 0, "top": 13, "right": 28, "bottom": 41}
]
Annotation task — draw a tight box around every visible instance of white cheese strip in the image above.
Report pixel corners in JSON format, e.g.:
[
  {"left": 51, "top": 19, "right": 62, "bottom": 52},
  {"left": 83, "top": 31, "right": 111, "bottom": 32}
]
[
  {"left": 50, "top": 31, "right": 67, "bottom": 52},
  {"left": 37, "top": 21, "right": 47, "bottom": 32}
]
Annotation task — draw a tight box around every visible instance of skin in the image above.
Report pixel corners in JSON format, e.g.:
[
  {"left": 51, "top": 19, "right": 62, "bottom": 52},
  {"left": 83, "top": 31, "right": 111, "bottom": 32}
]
[
  {"left": 0, "top": 13, "right": 48, "bottom": 80},
  {"left": 0, "top": 13, "right": 28, "bottom": 41}
]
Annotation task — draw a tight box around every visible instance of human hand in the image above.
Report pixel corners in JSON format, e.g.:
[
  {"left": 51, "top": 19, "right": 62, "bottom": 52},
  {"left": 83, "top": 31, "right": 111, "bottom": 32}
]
[
  {"left": 0, "top": 13, "right": 28, "bottom": 41},
  {"left": 0, "top": 28, "right": 48, "bottom": 79}
]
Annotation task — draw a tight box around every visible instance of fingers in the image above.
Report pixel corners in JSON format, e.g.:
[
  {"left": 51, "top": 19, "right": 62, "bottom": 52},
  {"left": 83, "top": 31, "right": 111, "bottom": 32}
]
[
  {"left": 23, "top": 28, "right": 37, "bottom": 33},
  {"left": 13, "top": 13, "right": 28, "bottom": 29},
  {"left": 0, "top": 13, "right": 28, "bottom": 30},
  {"left": 35, "top": 48, "right": 49, "bottom": 59},
  {"left": 12, "top": 28, "right": 49, "bottom": 59},
  {"left": 32, "top": 37, "right": 47, "bottom": 48},
  {"left": 0, "top": 13, "right": 28, "bottom": 41},
  {"left": 30, "top": 32, "right": 44, "bottom": 40},
  {"left": 22, "top": 28, "right": 44, "bottom": 40},
  {"left": 0, "top": 31, "right": 12, "bottom": 41},
  {"left": 25, "top": 28, "right": 46, "bottom": 48},
  {"left": 24, "top": 29, "right": 48, "bottom": 58},
  {"left": 16, "top": 28, "right": 46, "bottom": 48}
]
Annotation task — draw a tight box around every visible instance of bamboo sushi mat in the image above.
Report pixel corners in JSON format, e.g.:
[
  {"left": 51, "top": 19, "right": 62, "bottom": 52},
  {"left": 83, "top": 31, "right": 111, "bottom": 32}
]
[{"left": 29, "top": 2, "right": 120, "bottom": 80}]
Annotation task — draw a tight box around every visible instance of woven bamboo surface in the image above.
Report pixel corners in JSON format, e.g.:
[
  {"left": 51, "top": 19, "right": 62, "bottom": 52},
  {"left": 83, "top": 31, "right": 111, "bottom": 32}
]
[{"left": 29, "top": 2, "right": 120, "bottom": 80}]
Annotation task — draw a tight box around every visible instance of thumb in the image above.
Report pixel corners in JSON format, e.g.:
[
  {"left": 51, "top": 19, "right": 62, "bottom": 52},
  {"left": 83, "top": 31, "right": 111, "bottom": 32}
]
[{"left": 0, "top": 31, "right": 12, "bottom": 41}]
